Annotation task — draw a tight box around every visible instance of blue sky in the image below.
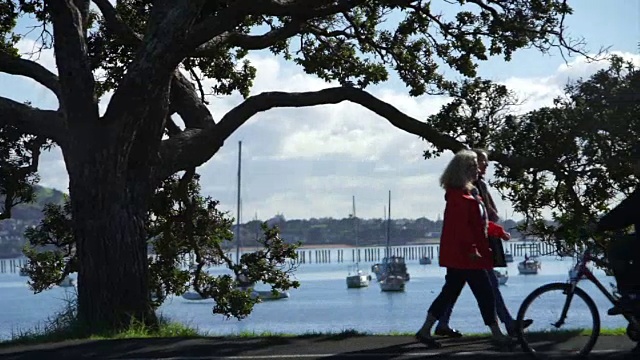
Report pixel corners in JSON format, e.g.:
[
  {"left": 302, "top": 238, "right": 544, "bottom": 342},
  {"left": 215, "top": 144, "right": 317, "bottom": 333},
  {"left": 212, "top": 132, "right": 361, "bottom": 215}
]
[{"left": 1, "top": 1, "right": 638, "bottom": 223}]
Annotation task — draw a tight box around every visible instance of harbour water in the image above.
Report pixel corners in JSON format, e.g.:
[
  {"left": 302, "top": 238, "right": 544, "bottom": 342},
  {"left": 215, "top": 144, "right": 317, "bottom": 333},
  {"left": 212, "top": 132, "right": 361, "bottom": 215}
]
[{"left": 0, "top": 245, "right": 628, "bottom": 340}]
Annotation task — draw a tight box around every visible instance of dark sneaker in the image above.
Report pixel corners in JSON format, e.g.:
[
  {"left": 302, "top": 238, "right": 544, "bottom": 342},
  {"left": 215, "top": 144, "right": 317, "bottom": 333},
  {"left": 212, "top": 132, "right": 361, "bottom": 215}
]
[
  {"left": 491, "top": 334, "right": 515, "bottom": 349},
  {"left": 415, "top": 331, "right": 442, "bottom": 349},
  {"left": 434, "top": 327, "right": 463, "bottom": 338},
  {"left": 607, "top": 297, "right": 639, "bottom": 316},
  {"left": 507, "top": 319, "right": 533, "bottom": 337},
  {"left": 608, "top": 305, "right": 624, "bottom": 316}
]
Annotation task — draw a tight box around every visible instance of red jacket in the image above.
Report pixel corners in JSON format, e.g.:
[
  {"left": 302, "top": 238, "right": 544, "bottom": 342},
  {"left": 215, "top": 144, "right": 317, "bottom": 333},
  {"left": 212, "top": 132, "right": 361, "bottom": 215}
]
[{"left": 438, "top": 188, "right": 508, "bottom": 270}]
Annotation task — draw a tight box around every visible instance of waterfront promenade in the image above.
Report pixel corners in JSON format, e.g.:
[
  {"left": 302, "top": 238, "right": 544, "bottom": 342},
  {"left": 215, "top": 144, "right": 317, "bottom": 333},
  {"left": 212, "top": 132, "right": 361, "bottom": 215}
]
[{"left": 0, "top": 334, "right": 637, "bottom": 359}]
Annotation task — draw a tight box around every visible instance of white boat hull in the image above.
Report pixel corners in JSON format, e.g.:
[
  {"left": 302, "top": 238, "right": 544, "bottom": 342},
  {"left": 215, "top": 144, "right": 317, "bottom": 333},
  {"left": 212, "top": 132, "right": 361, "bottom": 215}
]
[
  {"left": 494, "top": 270, "right": 508, "bottom": 285},
  {"left": 518, "top": 267, "right": 538, "bottom": 275},
  {"left": 518, "top": 260, "right": 540, "bottom": 275},
  {"left": 182, "top": 291, "right": 207, "bottom": 301},
  {"left": 250, "top": 290, "right": 290, "bottom": 300},
  {"left": 504, "top": 253, "right": 514, "bottom": 263},
  {"left": 182, "top": 289, "right": 290, "bottom": 301},
  {"left": 346, "top": 274, "right": 370, "bottom": 288},
  {"left": 58, "top": 276, "right": 76, "bottom": 288},
  {"left": 379, "top": 275, "right": 405, "bottom": 292}
]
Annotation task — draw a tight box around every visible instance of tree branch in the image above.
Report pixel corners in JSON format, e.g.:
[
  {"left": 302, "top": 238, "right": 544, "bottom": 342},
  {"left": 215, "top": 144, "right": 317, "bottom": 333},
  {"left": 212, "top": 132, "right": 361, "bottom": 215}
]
[
  {"left": 169, "top": 71, "right": 214, "bottom": 129},
  {"left": 92, "top": 0, "right": 215, "bottom": 131},
  {"left": 245, "top": 0, "right": 369, "bottom": 18},
  {"left": 102, "top": 1, "right": 210, "bottom": 128},
  {"left": 73, "top": 0, "right": 92, "bottom": 34},
  {"left": 0, "top": 97, "right": 68, "bottom": 144},
  {"left": 187, "top": 0, "right": 370, "bottom": 54},
  {"left": 156, "top": 86, "right": 465, "bottom": 180},
  {"left": 48, "top": 0, "right": 98, "bottom": 124},
  {"left": 91, "top": 0, "right": 142, "bottom": 42},
  {"left": 0, "top": 52, "right": 61, "bottom": 100},
  {"left": 193, "top": 19, "right": 305, "bottom": 56},
  {"left": 165, "top": 115, "right": 182, "bottom": 136}
]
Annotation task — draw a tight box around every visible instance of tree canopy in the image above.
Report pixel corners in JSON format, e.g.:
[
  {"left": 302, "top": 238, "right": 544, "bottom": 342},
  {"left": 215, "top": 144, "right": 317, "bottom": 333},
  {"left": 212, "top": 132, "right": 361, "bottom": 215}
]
[{"left": 0, "top": 0, "right": 601, "bottom": 332}]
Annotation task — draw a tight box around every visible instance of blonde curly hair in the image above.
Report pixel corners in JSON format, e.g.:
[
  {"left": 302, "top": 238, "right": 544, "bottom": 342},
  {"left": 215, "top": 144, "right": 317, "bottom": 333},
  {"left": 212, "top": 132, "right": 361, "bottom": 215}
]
[{"left": 439, "top": 149, "right": 478, "bottom": 190}]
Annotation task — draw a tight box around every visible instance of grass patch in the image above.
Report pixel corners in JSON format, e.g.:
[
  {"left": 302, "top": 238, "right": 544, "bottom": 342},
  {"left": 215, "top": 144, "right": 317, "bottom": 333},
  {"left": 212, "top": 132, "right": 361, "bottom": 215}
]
[
  {"left": 2, "top": 295, "right": 201, "bottom": 346},
  {"left": 198, "top": 327, "right": 630, "bottom": 339},
  {"left": 1, "top": 295, "right": 629, "bottom": 347},
  {"left": 5, "top": 317, "right": 201, "bottom": 346}
]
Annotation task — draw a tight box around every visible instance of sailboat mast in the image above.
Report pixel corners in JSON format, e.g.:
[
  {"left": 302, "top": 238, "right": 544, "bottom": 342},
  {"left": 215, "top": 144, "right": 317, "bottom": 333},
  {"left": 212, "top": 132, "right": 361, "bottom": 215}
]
[
  {"left": 383, "top": 205, "right": 386, "bottom": 256},
  {"left": 352, "top": 195, "right": 358, "bottom": 265},
  {"left": 235, "top": 141, "right": 242, "bottom": 264},
  {"left": 386, "top": 190, "right": 391, "bottom": 256}
]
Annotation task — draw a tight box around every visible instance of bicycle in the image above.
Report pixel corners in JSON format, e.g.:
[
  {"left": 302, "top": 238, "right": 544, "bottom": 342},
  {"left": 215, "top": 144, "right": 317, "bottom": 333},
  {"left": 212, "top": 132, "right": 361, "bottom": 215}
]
[{"left": 514, "top": 244, "right": 640, "bottom": 358}]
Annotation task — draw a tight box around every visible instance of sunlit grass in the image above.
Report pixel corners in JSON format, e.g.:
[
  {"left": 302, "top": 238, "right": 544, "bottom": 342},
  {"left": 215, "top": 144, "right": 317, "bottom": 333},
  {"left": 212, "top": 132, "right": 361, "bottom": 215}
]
[{"left": 1, "top": 295, "right": 628, "bottom": 348}]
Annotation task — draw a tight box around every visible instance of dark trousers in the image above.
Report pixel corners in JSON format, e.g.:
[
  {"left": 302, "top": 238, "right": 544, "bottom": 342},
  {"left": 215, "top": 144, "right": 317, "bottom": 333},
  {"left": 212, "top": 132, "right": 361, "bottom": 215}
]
[
  {"left": 428, "top": 268, "right": 497, "bottom": 326},
  {"left": 437, "top": 269, "right": 513, "bottom": 329},
  {"left": 608, "top": 234, "right": 640, "bottom": 295}
]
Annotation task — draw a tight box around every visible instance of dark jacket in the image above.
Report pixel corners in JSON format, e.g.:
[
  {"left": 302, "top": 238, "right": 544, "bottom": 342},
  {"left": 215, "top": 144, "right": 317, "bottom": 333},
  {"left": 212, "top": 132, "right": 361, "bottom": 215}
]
[
  {"left": 474, "top": 177, "right": 507, "bottom": 267},
  {"left": 597, "top": 185, "right": 640, "bottom": 241},
  {"left": 474, "top": 177, "right": 499, "bottom": 222}
]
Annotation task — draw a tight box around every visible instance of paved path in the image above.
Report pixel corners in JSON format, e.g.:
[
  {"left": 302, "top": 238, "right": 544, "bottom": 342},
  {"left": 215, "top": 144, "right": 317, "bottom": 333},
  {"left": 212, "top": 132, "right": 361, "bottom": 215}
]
[{"left": 0, "top": 335, "right": 637, "bottom": 359}]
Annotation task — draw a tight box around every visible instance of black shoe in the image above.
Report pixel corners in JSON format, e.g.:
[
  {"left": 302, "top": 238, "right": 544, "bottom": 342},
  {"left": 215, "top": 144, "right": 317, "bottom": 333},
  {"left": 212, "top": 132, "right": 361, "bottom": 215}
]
[
  {"left": 415, "top": 331, "right": 442, "bottom": 349},
  {"left": 607, "top": 303, "right": 639, "bottom": 316},
  {"left": 434, "top": 327, "right": 463, "bottom": 338},
  {"left": 608, "top": 305, "right": 624, "bottom": 316},
  {"left": 491, "top": 334, "right": 515, "bottom": 349},
  {"left": 507, "top": 319, "right": 533, "bottom": 337},
  {"left": 608, "top": 296, "right": 639, "bottom": 315}
]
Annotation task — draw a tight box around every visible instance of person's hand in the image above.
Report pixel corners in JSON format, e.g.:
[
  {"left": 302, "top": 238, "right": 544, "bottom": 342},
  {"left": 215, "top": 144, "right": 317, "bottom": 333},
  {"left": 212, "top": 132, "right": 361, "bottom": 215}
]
[
  {"left": 501, "top": 232, "right": 511, "bottom": 241},
  {"left": 469, "top": 248, "right": 482, "bottom": 260}
]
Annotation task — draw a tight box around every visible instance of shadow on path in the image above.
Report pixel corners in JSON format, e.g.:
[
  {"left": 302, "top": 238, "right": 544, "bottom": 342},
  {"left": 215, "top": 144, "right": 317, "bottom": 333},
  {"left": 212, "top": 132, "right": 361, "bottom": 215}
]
[{"left": 0, "top": 334, "right": 636, "bottom": 360}]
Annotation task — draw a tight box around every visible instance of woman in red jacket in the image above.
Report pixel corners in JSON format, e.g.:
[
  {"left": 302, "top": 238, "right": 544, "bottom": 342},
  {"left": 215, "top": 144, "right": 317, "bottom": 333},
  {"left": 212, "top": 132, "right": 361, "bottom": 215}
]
[{"left": 415, "top": 149, "right": 512, "bottom": 348}]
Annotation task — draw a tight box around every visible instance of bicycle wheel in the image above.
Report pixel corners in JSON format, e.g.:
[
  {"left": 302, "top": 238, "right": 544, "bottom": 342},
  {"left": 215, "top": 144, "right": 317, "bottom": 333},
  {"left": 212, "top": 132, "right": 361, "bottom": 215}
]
[{"left": 516, "top": 282, "right": 600, "bottom": 358}]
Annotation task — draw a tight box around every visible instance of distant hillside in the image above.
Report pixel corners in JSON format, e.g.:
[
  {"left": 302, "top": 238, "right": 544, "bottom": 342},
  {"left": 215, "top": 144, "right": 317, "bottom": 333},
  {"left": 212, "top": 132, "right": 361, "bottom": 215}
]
[
  {"left": 0, "top": 185, "right": 67, "bottom": 258},
  {"left": 8, "top": 185, "right": 67, "bottom": 220},
  {"left": 1, "top": 186, "right": 524, "bottom": 253}
]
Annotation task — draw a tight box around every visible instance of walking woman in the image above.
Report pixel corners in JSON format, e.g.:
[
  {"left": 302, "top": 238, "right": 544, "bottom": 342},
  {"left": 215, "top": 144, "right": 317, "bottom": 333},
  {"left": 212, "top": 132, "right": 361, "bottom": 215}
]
[
  {"left": 434, "top": 148, "right": 532, "bottom": 337},
  {"left": 415, "top": 149, "right": 512, "bottom": 348}
]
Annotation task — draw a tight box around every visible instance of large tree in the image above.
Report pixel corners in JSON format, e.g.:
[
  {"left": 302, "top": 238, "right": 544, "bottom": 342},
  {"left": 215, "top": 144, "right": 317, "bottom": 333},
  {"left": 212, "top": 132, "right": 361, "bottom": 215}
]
[{"left": 0, "top": 0, "right": 587, "bottom": 332}]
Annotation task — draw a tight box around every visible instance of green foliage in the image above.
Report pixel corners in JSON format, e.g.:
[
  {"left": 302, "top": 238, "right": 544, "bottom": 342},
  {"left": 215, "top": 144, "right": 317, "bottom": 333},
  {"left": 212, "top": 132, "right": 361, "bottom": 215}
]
[
  {"left": 0, "top": 123, "right": 50, "bottom": 220},
  {"left": 2, "top": 1, "right": 579, "bottom": 98},
  {"left": 22, "top": 173, "right": 300, "bottom": 319},
  {"left": 423, "top": 78, "right": 519, "bottom": 157},
  {"left": 493, "top": 56, "right": 639, "bottom": 245},
  {"left": 87, "top": 0, "right": 259, "bottom": 98},
  {"left": 426, "top": 55, "right": 639, "bottom": 257},
  {"left": 0, "top": 1, "right": 20, "bottom": 54},
  {"left": 22, "top": 200, "right": 75, "bottom": 292}
]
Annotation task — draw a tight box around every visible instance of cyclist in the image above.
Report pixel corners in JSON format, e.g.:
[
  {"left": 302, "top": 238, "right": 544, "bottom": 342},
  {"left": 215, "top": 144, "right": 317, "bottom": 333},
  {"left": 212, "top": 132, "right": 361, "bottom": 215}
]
[{"left": 595, "top": 142, "right": 640, "bottom": 316}]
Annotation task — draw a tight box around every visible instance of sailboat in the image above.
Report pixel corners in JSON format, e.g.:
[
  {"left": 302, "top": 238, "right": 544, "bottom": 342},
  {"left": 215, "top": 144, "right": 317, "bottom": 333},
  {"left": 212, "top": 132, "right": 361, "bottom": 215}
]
[
  {"left": 346, "top": 196, "right": 370, "bottom": 289},
  {"left": 518, "top": 254, "right": 541, "bottom": 275},
  {"left": 494, "top": 269, "right": 509, "bottom": 285},
  {"left": 183, "top": 141, "right": 289, "bottom": 301},
  {"left": 58, "top": 275, "right": 76, "bottom": 288},
  {"left": 379, "top": 190, "right": 406, "bottom": 292}
]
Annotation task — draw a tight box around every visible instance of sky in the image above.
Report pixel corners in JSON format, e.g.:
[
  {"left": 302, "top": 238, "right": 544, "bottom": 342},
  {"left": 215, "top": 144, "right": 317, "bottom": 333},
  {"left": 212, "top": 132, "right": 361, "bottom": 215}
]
[{"left": 1, "top": 1, "right": 639, "bottom": 223}]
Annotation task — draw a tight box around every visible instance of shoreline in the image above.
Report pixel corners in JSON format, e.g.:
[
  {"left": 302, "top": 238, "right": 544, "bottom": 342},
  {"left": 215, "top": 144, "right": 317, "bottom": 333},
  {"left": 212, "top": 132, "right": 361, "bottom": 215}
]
[{"left": 234, "top": 240, "right": 443, "bottom": 252}]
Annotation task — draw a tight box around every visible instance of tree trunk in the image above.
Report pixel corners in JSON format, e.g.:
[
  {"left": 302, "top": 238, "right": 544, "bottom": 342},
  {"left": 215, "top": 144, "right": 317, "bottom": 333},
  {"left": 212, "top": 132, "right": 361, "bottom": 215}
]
[{"left": 68, "top": 150, "right": 156, "bottom": 333}]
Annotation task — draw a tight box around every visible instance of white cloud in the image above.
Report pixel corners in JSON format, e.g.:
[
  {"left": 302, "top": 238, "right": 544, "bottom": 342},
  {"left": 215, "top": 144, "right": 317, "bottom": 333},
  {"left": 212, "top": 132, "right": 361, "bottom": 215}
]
[{"left": 2, "top": 37, "right": 638, "bottom": 222}]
